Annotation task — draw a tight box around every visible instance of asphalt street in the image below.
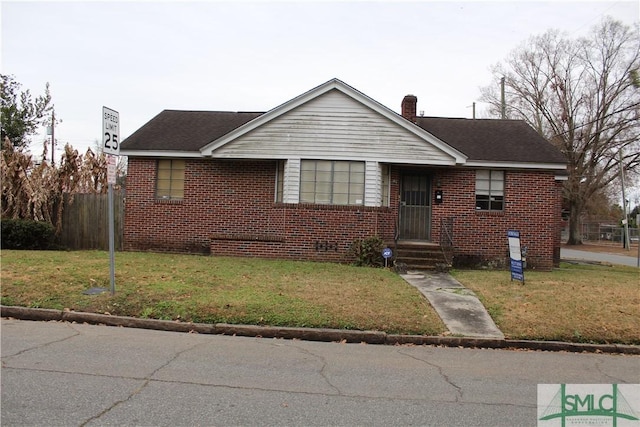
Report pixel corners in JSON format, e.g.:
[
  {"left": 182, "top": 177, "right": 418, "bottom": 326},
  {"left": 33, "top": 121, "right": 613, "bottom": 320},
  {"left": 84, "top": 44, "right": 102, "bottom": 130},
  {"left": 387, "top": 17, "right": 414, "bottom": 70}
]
[
  {"left": 2, "top": 319, "right": 639, "bottom": 427},
  {"left": 561, "top": 247, "right": 640, "bottom": 267}
]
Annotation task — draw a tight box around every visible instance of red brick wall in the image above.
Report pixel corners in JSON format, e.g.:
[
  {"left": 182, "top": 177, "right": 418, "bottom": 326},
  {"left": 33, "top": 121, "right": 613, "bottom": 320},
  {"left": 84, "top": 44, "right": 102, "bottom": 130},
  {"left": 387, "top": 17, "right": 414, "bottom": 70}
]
[
  {"left": 124, "top": 158, "right": 397, "bottom": 261},
  {"left": 125, "top": 158, "right": 560, "bottom": 269},
  {"left": 429, "top": 168, "right": 562, "bottom": 270}
]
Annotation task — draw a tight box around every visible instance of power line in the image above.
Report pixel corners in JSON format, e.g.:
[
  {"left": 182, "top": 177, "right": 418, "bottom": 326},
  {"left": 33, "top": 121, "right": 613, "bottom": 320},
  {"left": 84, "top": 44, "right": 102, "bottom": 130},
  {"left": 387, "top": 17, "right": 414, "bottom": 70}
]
[{"left": 568, "top": 1, "right": 624, "bottom": 35}]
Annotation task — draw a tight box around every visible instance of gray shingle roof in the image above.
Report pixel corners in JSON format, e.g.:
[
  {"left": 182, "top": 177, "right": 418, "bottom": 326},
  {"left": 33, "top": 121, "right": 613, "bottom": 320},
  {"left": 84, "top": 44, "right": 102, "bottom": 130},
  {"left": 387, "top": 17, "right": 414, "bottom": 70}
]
[
  {"left": 121, "top": 110, "right": 263, "bottom": 152},
  {"left": 415, "top": 116, "right": 567, "bottom": 164},
  {"left": 122, "top": 109, "right": 566, "bottom": 166}
]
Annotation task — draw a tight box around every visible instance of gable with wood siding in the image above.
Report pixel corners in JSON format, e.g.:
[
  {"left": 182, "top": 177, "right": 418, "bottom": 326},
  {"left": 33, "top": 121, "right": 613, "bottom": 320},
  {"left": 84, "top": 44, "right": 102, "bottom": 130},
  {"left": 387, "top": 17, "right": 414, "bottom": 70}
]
[{"left": 209, "top": 89, "right": 459, "bottom": 165}]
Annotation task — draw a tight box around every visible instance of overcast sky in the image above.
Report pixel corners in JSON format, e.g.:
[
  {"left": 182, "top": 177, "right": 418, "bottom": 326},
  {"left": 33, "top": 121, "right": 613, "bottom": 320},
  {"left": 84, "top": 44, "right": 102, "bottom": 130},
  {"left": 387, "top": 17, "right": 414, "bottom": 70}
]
[{"left": 2, "top": 0, "right": 639, "bottom": 176}]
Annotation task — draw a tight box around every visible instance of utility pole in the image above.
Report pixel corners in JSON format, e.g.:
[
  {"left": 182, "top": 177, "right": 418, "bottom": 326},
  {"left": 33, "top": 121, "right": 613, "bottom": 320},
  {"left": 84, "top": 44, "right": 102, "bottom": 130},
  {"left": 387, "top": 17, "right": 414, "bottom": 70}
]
[
  {"left": 50, "top": 110, "right": 55, "bottom": 166},
  {"left": 620, "top": 150, "right": 631, "bottom": 250},
  {"left": 467, "top": 102, "right": 477, "bottom": 119},
  {"left": 500, "top": 77, "right": 506, "bottom": 119}
]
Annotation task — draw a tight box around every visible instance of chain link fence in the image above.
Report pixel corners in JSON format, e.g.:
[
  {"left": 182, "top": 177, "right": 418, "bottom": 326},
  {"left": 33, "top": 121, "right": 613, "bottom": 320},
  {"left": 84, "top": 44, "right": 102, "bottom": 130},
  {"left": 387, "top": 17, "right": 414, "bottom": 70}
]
[{"left": 562, "top": 221, "right": 639, "bottom": 245}]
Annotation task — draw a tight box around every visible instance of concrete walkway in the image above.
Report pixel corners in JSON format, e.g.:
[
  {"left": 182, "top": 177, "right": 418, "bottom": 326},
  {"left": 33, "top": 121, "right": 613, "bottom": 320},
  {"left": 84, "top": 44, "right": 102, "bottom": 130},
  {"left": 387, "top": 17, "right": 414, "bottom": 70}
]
[{"left": 401, "top": 272, "right": 504, "bottom": 339}]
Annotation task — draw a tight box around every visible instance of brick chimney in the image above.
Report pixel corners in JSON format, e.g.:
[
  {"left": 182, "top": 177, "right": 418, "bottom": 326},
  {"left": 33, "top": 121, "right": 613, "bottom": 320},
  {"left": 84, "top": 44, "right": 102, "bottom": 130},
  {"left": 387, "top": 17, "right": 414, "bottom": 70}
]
[{"left": 401, "top": 95, "right": 418, "bottom": 122}]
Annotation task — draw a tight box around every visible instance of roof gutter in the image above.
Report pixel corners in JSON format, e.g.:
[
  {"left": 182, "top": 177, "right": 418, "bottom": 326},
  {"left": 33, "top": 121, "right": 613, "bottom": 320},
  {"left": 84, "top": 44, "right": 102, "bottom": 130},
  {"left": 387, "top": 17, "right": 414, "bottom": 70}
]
[
  {"left": 463, "top": 160, "right": 568, "bottom": 171},
  {"left": 119, "top": 150, "right": 203, "bottom": 158}
]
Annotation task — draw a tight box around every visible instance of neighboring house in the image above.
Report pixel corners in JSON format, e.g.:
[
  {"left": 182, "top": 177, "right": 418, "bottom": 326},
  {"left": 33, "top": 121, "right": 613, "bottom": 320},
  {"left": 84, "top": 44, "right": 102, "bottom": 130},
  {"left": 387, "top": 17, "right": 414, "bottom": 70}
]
[{"left": 121, "top": 78, "right": 567, "bottom": 269}]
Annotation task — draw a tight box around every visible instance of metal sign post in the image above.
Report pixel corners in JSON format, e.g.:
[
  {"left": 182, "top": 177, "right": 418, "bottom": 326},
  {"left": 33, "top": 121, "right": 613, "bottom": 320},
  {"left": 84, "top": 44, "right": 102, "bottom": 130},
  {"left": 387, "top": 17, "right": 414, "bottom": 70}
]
[
  {"left": 107, "top": 155, "right": 117, "bottom": 295},
  {"left": 103, "top": 107, "right": 120, "bottom": 295}
]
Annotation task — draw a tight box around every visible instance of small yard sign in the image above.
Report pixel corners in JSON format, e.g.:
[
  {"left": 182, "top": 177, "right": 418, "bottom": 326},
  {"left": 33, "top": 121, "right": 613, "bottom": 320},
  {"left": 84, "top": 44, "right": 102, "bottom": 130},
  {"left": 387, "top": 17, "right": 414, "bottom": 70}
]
[
  {"left": 507, "top": 230, "right": 524, "bottom": 284},
  {"left": 382, "top": 247, "right": 393, "bottom": 268}
]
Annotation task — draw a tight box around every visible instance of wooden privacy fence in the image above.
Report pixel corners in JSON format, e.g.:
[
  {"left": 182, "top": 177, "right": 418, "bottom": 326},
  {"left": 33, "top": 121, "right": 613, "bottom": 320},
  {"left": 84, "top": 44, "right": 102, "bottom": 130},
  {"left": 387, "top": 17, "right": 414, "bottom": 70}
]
[{"left": 58, "top": 191, "right": 125, "bottom": 250}]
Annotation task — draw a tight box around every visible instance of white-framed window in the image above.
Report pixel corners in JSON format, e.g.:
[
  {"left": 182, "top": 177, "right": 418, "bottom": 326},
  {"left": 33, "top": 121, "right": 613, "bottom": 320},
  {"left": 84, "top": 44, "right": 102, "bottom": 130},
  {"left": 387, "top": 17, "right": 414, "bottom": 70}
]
[
  {"left": 156, "top": 159, "right": 185, "bottom": 200},
  {"left": 300, "top": 160, "right": 365, "bottom": 205},
  {"left": 475, "top": 170, "right": 504, "bottom": 211},
  {"left": 275, "top": 161, "right": 285, "bottom": 203},
  {"left": 381, "top": 164, "right": 390, "bottom": 207}
]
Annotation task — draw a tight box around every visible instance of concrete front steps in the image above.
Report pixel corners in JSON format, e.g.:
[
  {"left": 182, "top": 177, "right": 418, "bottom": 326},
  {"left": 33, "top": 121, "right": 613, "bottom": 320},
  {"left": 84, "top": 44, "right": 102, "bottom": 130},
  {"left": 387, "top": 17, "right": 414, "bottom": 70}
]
[{"left": 394, "top": 241, "right": 449, "bottom": 270}]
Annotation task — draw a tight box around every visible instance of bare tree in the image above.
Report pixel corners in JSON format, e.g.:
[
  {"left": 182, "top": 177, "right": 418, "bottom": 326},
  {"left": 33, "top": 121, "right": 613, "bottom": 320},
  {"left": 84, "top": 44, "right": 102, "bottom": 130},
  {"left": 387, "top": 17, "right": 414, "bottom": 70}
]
[{"left": 480, "top": 17, "right": 640, "bottom": 244}]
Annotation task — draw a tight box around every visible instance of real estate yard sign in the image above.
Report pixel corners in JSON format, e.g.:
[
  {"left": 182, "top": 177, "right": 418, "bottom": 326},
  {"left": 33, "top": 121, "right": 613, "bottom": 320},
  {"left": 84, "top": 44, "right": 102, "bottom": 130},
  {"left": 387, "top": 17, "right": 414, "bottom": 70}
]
[{"left": 508, "top": 230, "right": 524, "bottom": 284}]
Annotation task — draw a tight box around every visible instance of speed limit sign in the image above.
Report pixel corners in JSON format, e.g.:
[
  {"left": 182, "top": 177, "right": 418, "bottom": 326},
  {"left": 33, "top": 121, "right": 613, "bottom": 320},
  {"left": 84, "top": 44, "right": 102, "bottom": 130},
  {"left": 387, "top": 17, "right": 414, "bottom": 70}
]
[{"left": 102, "top": 106, "right": 120, "bottom": 156}]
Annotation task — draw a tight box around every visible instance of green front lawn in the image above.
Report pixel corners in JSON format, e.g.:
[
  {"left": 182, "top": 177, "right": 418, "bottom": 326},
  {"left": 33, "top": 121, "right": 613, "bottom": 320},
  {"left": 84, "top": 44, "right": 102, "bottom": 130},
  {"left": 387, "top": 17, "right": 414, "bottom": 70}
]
[{"left": 2, "top": 250, "right": 638, "bottom": 344}]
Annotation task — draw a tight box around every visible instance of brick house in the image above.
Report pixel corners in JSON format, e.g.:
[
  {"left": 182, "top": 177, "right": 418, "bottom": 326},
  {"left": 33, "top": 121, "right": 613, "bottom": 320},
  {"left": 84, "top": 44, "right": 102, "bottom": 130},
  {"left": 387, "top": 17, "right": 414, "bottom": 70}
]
[{"left": 121, "top": 78, "right": 567, "bottom": 269}]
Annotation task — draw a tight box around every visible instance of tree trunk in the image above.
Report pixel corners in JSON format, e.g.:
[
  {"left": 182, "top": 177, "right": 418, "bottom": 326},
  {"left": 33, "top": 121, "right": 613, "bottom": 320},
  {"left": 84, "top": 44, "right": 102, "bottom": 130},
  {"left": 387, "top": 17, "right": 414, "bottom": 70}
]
[{"left": 566, "top": 202, "right": 583, "bottom": 245}]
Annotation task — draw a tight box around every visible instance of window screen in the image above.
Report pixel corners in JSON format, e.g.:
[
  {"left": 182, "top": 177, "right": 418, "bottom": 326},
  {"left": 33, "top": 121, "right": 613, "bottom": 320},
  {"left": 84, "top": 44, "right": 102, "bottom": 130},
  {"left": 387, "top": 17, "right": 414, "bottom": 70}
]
[
  {"left": 156, "top": 159, "right": 185, "bottom": 200},
  {"left": 475, "top": 170, "right": 504, "bottom": 211},
  {"left": 300, "top": 160, "right": 365, "bottom": 206}
]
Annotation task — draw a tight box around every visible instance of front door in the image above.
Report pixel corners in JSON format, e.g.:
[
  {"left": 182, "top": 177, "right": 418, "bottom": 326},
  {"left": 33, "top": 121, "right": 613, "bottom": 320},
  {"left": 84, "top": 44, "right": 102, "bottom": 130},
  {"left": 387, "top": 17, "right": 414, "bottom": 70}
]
[{"left": 399, "top": 174, "right": 431, "bottom": 240}]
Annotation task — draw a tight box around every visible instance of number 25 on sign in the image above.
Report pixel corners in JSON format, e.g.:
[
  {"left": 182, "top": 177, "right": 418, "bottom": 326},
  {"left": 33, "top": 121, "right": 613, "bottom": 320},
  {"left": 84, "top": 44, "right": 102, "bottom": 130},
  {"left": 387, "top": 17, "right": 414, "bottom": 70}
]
[{"left": 102, "top": 106, "right": 119, "bottom": 156}]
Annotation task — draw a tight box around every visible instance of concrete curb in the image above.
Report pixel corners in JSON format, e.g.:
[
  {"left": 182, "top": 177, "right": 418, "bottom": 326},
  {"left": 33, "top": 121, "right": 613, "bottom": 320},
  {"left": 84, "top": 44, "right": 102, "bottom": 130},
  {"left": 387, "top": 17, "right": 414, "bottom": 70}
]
[{"left": 2, "top": 305, "right": 639, "bottom": 355}]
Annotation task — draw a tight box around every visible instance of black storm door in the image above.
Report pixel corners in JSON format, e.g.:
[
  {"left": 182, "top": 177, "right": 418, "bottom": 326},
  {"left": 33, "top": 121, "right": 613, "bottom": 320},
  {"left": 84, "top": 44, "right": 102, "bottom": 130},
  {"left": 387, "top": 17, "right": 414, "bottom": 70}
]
[{"left": 399, "top": 174, "right": 431, "bottom": 240}]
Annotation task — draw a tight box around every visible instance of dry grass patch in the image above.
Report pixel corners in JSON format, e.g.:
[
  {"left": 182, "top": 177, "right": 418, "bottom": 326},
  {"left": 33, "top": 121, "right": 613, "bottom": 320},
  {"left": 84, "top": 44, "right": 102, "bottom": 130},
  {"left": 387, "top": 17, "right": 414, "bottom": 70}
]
[
  {"left": 0, "top": 250, "right": 446, "bottom": 336},
  {"left": 452, "top": 263, "right": 639, "bottom": 344}
]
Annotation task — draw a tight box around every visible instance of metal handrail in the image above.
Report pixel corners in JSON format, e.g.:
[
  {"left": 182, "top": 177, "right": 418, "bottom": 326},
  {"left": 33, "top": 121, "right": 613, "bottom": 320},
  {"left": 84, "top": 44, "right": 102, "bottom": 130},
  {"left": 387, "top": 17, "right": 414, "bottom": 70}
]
[
  {"left": 394, "top": 200, "right": 401, "bottom": 247},
  {"left": 440, "top": 217, "right": 454, "bottom": 266}
]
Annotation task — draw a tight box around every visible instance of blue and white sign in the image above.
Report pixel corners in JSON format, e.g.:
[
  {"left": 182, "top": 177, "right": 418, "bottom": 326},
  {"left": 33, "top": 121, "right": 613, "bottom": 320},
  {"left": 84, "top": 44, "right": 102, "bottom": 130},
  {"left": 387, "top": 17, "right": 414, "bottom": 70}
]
[
  {"left": 507, "top": 230, "right": 524, "bottom": 283},
  {"left": 382, "top": 247, "right": 393, "bottom": 268}
]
